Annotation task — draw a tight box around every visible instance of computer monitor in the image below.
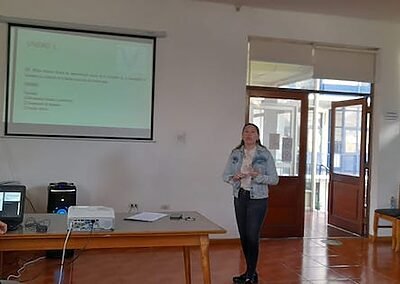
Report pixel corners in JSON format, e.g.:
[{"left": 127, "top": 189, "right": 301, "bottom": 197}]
[{"left": 0, "top": 185, "right": 26, "bottom": 231}]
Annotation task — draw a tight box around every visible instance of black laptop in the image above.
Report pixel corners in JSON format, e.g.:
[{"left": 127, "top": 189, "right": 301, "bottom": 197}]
[{"left": 0, "top": 185, "right": 26, "bottom": 231}]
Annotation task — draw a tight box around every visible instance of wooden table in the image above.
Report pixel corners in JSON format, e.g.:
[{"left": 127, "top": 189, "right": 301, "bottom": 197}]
[{"left": 0, "top": 212, "right": 226, "bottom": 283}]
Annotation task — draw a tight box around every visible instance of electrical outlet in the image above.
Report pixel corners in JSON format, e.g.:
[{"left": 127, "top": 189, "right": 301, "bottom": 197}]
[
  {"left": 160, "top": 204, "right": 170, "bottom": 210},
  {"left": 129, "top": 203, "right": 138, "bottom": 213}
]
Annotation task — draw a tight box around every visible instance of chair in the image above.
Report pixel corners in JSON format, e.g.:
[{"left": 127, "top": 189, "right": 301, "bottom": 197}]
[{"left": 373, "top": 208, "right": 400, "bottom": 250}]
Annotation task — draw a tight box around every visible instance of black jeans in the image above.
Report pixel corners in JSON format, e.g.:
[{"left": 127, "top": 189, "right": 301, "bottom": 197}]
[{"left": 234, "top": 188, "right": 268, "bottom": 276}]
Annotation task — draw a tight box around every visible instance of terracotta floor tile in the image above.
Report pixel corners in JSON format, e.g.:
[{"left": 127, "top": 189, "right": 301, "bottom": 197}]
[
  {"left": 311, "top": 255, "right": 361, "bottom": 267},
  {"left": 295, "top": 267, "right": 349, "bottom": 281},
  {"left": 330, "top": 266, "right": 363, "bottom": 280}
]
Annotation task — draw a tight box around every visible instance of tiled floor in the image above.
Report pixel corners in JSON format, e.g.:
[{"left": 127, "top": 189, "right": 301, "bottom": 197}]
[
  {"left": 304, "top": 210, "right": 359, "bottom": 239},
  {"left": 2, "top": 211, "right": 400, "bottom": 283}
]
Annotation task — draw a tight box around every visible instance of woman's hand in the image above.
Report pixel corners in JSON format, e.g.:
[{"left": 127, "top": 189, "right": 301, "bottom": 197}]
[
  {"left": 232, "top": 172, "right": 247, "bottom": 181},
  {"left": 0, "top": 221, "right": 7, "bottom": 234},
  {"left": 248, "top": 168, "right": 260, "bottom": 178}
]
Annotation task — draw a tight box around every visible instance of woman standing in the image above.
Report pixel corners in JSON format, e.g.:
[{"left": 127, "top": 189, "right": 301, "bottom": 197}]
[{"left": 223, "top": 123, "right": 279, "bottom": 284}]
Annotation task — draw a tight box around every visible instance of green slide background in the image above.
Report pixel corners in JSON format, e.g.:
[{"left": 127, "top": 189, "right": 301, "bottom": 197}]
[{"left": 9, "top": 27, "right": 154, "bottom": 129}]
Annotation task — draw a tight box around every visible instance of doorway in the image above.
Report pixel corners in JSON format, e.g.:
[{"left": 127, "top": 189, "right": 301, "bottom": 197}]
[
  {"left": 248, "top": 87, "right": 371, "bottom": 238},
  {"left": 305, "top": 94, "right": 369, "bottom": 238}
]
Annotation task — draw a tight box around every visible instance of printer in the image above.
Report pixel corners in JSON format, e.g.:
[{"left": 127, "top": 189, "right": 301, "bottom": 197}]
[{"left": 67, "top": 206, "right": 115, "bottom": 232}]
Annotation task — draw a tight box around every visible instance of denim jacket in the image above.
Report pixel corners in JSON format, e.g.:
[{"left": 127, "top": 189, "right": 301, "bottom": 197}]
[{"left": 223, "top": 145, "right": 279, "bottom": 199}]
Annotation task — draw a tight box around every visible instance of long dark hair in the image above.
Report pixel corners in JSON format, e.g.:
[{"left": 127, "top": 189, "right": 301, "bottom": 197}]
[{"left": 234, "top": 123, "right": 265, "bottom": 149}]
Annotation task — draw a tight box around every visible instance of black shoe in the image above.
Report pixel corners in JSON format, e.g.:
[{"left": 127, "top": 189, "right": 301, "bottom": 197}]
[
  {"left": 232, "top": 272, "right": 247, "bottom": 283},
  {"left": 244, "top": 272, "right": 258, "bottom": 284}
]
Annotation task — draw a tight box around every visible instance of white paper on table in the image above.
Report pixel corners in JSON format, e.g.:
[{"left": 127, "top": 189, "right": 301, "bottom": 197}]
[{"left": 124, "top": 212, "right": 168, "bottom": 222}]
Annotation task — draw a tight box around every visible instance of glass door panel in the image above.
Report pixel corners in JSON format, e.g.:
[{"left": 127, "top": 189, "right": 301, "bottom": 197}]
[
  {"left": 249, "top": 97, "right": 301, "bottom": 176},
  {"left": 332, "top": 105, "right": 362, "bottom": 177}
]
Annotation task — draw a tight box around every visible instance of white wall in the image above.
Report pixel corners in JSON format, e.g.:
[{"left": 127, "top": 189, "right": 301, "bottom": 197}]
[{"left": 0, "top": 0, "right": 399, "bottom": 237}]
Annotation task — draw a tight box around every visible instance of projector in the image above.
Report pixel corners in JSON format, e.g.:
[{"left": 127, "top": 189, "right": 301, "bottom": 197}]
[{"left": 67, "top": 206, "right": 115, "bottom": 232}]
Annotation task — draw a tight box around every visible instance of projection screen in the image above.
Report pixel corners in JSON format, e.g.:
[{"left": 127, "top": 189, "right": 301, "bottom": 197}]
[{"left": 6, "top": 24, "right": 155, "bottom": 140}]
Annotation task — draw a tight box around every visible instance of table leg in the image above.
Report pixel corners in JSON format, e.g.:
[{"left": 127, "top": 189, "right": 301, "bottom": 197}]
[
  {"left": 69, "top": 257, "right": 74, "bottom": 284},
  {"left": 393, "top": 220, "right": 397, "bottom": 250},
  {"left": 183, "top": 247, "right": 191, "bottom": 284},
  {"left": 373, "top": 213, "right": 378, "bottom": 242},
  {"left": 0, "top": 251, "right": 3, "bottom": 278},
  {"left": 396, "top": 219, "right": 400, "bottom": 252},
  {"left": 199, "top": 235, "right": 211, "bottom": 284}
]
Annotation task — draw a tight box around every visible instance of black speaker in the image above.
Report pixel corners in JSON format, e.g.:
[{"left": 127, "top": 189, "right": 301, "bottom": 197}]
[
  {"left": 46, "top": 182, "right": 76, "bottom": 259},
  {"left": 47, "top": 182, "right": 76, "bottom": 214}
]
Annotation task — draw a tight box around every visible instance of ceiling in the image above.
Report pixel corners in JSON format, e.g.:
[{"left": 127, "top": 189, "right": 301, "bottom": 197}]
[{"left": 196, "top": 0, "right": 400, "bottom": 23}]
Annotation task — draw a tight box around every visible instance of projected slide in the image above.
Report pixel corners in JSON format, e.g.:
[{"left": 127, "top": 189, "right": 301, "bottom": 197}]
[{"left": 7, "top": 25, "right": 155, "bottom": 139}]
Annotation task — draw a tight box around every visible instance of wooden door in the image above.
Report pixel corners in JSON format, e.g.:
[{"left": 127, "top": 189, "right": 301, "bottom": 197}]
[
  {"left": 328, "top": 98, "right": 367, "bottom": 235},
  {"left": 247, "top": 87, "right": 308, "bottom": 237}
]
